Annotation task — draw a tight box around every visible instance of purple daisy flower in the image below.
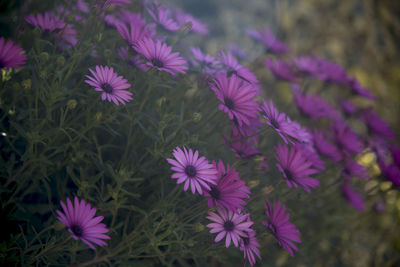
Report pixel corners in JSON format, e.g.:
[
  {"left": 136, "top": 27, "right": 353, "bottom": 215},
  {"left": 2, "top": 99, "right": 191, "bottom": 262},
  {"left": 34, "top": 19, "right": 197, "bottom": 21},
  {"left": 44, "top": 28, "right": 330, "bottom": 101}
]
[
  {"left": 391, "top": 146, "right": 400, "bottom": 167},
  {"left": 218, "top": 51, "right": 259, "bottom": 85},
  {"left": 341, "top": 181, "right": 365, "bottom": 212},
  {"left": 341, "top": 100, "right": 357, "bottom": 116},
  {"left": 134, "top": 37, "right": 188, "bottom": 75},
  {"left": 275, "top": 143, "right": 320, "bottom": 193},
  {"left": 56, "top": 197, "right": 110, "bottom": 250},
  {"left": 361, "top": 109, "right": 395, "bottom": 140},
  {"left": 25, "top": 12, "right": 65, "bottom": 32},
  {"left": 117, "top": 10, "right": 147, "bottom": 26},
  {"left": 295, "top": 143, "right": 325, "bottom": 171},
  {"left": 147, "top": 4, "right": 179, "bottom": 32},
  {"left": 265, "top": 58, "right": 298, "bottom": 83},
  {"left": 166, "top": 146, "right": 217, "bottom": 194},
  {"left": 117, "top": 46, "right": 148, "bottom": 71},
  {"left": 292, "top": 55, "right": 320, "bottom": 76},
  {"left": 239, "top": 228, "right": 261, "bottom": 266},
  {"left": 85, "top": 65, "right": 133, "bottom": 105},
  {"left": 175, "top": 9, "right": 208, "bottom": 35},
  {"left": 223, "top": 133, "right": 260, "bottom": 159},
  {"left": 228, "top": 44, "right": 248, "bottom": 60},
  {"left": 203, "top": 160, "right": 250, "bottom": 212},
  {"left": 315, "top": 58, "right": 350, "bottom": 84},
  {"left": 347, "top": 78, "right": 376, "bottom": 101},
  {"left": 343, "top": 160, "right": 369, "bottom": 179},
  {"left": 313, "top": 130, "right": 343, "bottom": 162},
  {"left": 116, "top": 21, "right": 150, "bottom": 46},
  {"left": 57, "top": 25, "right": 78, "bottom": 50},
  {"left": 260, "top": 99, "right": 308, "bottom": 144},
  {"left": 0, "top": 37, "right": 27, "bottom": 69},
  {"left": 332, "top": 120, "right": 364, "bottom": 155},
  {"left": 206, "top": 207, "right": 253, "bottom": 248},
  {"left": 293, "top": 91, "right": 339, "bottom": 120},
  {"left": 210, "top": 73, "right": 258, "bottom": 127},
  {"left": 190, "top": 47, "right": 219, "bottom": 74},
  {"left": 379, "top": 160, "right": 400, "bottom": 188},
  {"left": 246, "top": 28, "right": 289, "bottom": 54},
  {"left": 263, "top": 198, "right": 301, "bottom": 256}
]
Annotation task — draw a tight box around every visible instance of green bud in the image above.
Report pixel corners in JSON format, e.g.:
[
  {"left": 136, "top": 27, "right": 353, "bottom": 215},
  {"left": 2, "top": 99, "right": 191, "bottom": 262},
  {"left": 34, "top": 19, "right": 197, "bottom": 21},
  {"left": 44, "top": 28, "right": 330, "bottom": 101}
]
[
  {"left": 67, "top": 14, "right": 75, "bottom": 23},
  {"left": 104, "top": 49, "right": 112, "bottom": 58},
  {"left": 54, "top": 221, "right": 65, "bottom": 231},
  {"left": 187, "top": 239, "right": 195, "bottom": 247},
  {"left": 12, "top": 82, "right": 20, "bottom": 90},
  {"left": 39, "top": 52, "right": 49, "bottom": 63},
  {"left": 192, "top": 112, "right": 202, "bottom": 122},
  {"left": 95, "top": 112, "right": 103, "bottom": 121},
  {"left": 96, "top": 33, "right": 103, "bottom": 42},
  {"left": 194, "top": 223, "right": 204, "bottom": 232},
  {"left": 57, "top": 56, "right": 65, "bottom": 67},
  {"left": 156, "top": 97, "right": 166, "bottom": 107},
  {"left": 8, "top": 108, "right": 16, "bottom": 115},
  {"left": 33, "top": 27, "right": 42, "bottom": 36},
  {"left": 67, "top": 99, "right": 78, "bottom": 109},
  {"left": 191, "top": 134, "right": 199, "bottom": 144}
]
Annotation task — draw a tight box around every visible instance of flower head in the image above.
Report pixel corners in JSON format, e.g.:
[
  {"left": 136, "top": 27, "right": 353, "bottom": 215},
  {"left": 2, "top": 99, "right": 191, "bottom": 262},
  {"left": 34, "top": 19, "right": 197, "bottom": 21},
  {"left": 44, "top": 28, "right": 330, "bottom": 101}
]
[
  {"left": 190, "top": 47, "right": 219, "bottom": 74},
  {"left": 343, "top": 160, "right": 369, "bottom": 179},
  {"left": 265, "top": 58, "right": 298, "bottom": 82},
  {"left": 0, "top": 37, "right": 27, "bottom": 69},
  {"left": 25, "top": 12, "right": 65, "bottom": 32},
  {"left": 275, "top": 143, "right": 320, "bottom": 193},
  {"left": 85, "top": 66, "right": 133, "bottom": 105},
  {"left": 56, "top": 197, "right": 110, "bottom": 250},
  {"left": 361, "top": 109, "right": 395, "bottom": 139},
  {"left": 260, "top": 99, "right": 308, "bottom": 144},
  {"left": 211, "top": 73, "right": 258, "bottom": 127},
  {"left": 347, "top": 78, "right": 375, "bottom": 101},
  {"left": 206, "top": 207, "right": 253, "bottom": 248},
  {"left": 341, "top": 181, "right": 365, "bottom": 211},
  {"left": 117, "top": 46, "right": 148, "bottom": 71},
  {"left": 263, "top": 199, "right": 301, "bottom": 256},
  {"left": 175, "top": 9, "right": 208, "bottom": 35},
  {"left": 218, "top": 51, "right": 259, "bottom": 85},
  {"left": 332, "top": 120, "right": 363, "bottom": 155},
  {"left": 313, "top": 130, "right": 343, "bottom": 162},
  {"left": 147, "top": 4, "right": 179, "bottom": 32},
  {"left": 239, "top": 227, "right": 261, "bottom": 266},
  {"left": 116, "top": 21, "right": 150, "bottom": 46},
  {"left": 246, "top": 28, "right": 289, "bottom": 54},
  {"left": 293, "top": 91, "right": 339, "bottom": 120},
  {"left": 204, "top": 160, "right": 250, "bottom": 212},
  {"left": 134, "top": 37, "right": 188, "bottom": 75},
  {"left": 166, "top": 146, "right": 217, "bottom": 194}
]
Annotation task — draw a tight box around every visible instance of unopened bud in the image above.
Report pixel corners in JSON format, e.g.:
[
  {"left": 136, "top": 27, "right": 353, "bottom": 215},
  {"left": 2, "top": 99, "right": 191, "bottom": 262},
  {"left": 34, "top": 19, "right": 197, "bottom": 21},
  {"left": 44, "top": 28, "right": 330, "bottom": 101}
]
[
  {"left": 67, "top": 99, "right": 77, "bottom": 109},
  {"left": 179, "top": 21, "right": 192, "bottom": 35},
  {"left": 194, "top": 223, "right": 204, "bottom": 232},
  {"left": 57, "top": 56, "right": 65, "bottom": 67},
  {"left": 156, "top": 97, "right": 166, "bottom": 107},
  {"left": 192, "top": 112, "right": 202, "bottom": 122},
  {"left": 104, "top": 49, "right": 112, "bottom": 58},
  {"left": 39, "top": 52, "right": 49, "bottom": 63},
  {"left": 95, "top": 112, "right": 103, "bottom": 121}
]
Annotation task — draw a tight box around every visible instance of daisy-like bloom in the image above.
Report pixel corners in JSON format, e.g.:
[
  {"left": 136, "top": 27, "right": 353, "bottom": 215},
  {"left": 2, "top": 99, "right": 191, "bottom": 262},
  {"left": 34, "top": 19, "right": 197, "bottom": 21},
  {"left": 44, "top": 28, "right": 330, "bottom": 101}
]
[
  {"left": 263, "top": 199, "right": 301, "bottom": 256},
  {"left": 293, "top": 91, "right": 339, "bottom": 120},
  {"left": 211, "top": 73, "right": 258, "bottom": 127},
  {"left": 147, "top": 4, "right": 179, "bottom": 32},
  {"left": 239, "top": 227, "right": 261, "bottom": 266},
  {"left": 134, "top": 37, "right": 188, "bottom": 75},
  {"left": 116, "top": 21, "right": 149, "bottom": 46},
  {"left": 313, "top": 130, "right": 343, "bottom": 162},
  {"left": 361, "top": 109, "right": 395, "bottom": 139},
  {"left": 218, "top": 51, "right": 259, "bottom": 85},
  {"left": 292, "top": 55, "right": 320, "bottom": 76},
  {"left": 57, "top": 25, "right": 78, "bottom": 50},
  {"left": 332, "top": 120, "right": 363, "bottom": 155},
  {"left": 223, "top": 134, "right": 260, "bottom": 159},
  {"left": 342, "top": 160, "right": 369, "bottom": 179},
  {"left": 206, "top": 207, "right": 253, "bottom": 248},
  {"left": 341, "top": 181, "right": 365, "bottom": 212},
  {"left": 260, "top": 99, "right": 306, "bottom": 144},
  {"left": 0, "top": 37, "right": 27, "bottom": 70},
  {"left": 341, "top": 100, "right": 357, "bottom": 116},
  {"left": 347, "top": 78, "right": 376, "bottom": 101},
  {"left": 379, "top": 161, "right": 400, "bottom": 188},
  {"left": 295, "top": 143, "right": 325, "bottom": 171},
  {"left": 275, "top": 143, "right": 320, "bottom": 193},
  {"left": 204, "top": 160, "right": 250, "bottom": 212},
  {"left": 25, "top": 12, "right": 65, "bottom": 32},
  {"left": 246, "top": 28, "right": 289, "bottom": 54},
  {"left": 265, "top": 58, "right": 298, "bottom": 83},
  {"left": 117, "top": 46, "right": 148, "bottom": 71},
  {"left": 315, "top": 58, "right": 350, "bottom": 84},
  {"left": 56, "top": 197, "right": 110, "bottom": 250},
  {"left": 85, "top": 66, "right": 133, "bottom": 105},
  {"left": 228, "top": 44, "right": 248, "bottom": 60},
  {"left": 166, "top": 146, "right": 217, "bottom": 194},
  {"left": 190, "top": 47, "right": 219, "bottom": 74},
  {"left": 175, "top": 9, "right": 208, "bottom": 35}
]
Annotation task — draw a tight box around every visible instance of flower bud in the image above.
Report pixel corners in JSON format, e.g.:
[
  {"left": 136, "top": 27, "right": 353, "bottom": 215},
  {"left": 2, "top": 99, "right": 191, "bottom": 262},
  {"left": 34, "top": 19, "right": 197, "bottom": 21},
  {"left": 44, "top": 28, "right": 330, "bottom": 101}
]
[
  {"left": 156, "top": 97, "right": 166, "bottom": 107},
  {"left": 39, "top": 52, "right": 49, "bottom": 63},
  {"left": 194, "top": 223, "right": 204, "bottom": 232},
  {"left": 192, "top": 112, "right": 202, "bottom": 122},
  {"left": 179, "top": 21, "right": 192, "bottom": 35},
  {"left": 57, "top": 56, "right": 65, "bottom": 67},
  {"left": 104, "top": 49, "right": 112, "bottom": 58},
  {"left": 95, "top": 112, "right": 103, "bottom": 121},
  {"left": 67, "top": 99, "right": 78, "bottom": 109}
]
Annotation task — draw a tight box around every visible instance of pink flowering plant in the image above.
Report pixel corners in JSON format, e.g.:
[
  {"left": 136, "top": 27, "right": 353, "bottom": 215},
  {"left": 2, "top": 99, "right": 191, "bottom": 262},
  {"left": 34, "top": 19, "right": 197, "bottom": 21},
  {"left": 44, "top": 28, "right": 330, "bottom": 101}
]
[{"left": 1, "top": 0, "right": 399, "bottom": 266}]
